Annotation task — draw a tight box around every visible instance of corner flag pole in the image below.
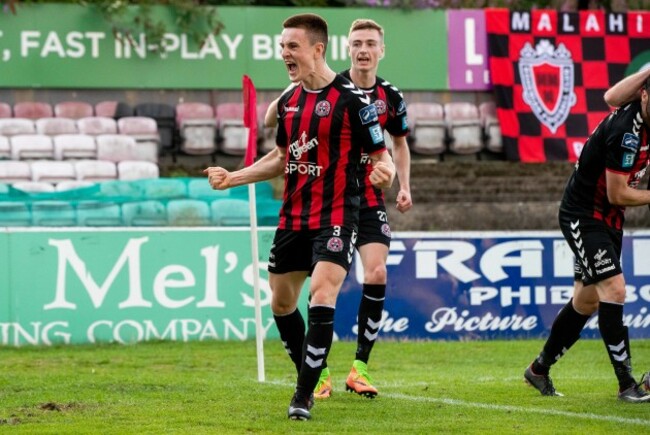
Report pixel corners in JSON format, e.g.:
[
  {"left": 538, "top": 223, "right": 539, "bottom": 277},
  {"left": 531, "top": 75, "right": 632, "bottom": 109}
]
[{"left": 242, "top": 75, "right": 265, "bottom": 382}]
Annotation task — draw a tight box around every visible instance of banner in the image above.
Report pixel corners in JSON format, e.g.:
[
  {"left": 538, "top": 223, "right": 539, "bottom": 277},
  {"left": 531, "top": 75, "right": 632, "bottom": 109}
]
[
  {"left": 447, "top": 10, "right": 491, "bottom": 91},
  {"left": 336, "top": 230, "right": 650, "bottom": 341},
  {"left": 485, "top": 9, "right": 650, "bottom": 162},
  {"left": 2, "top": 228, "right": 650, "bottom": 345},
  {"left": 0, "top": 4, "right": 447, "bottom": 90}
]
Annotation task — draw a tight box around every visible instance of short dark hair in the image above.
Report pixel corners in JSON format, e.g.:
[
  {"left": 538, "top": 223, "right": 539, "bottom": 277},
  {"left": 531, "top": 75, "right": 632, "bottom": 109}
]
[{"left": 283, "top": 13, "right": 328, "bottom": 55}]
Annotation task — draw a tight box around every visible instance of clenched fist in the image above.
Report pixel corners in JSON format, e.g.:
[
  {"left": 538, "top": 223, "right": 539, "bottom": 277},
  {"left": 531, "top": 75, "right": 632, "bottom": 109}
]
[
  {"left": 369, "top": 161, "right": 395, "bottom": 190},
  {"left": 203, "top": 166, "right": 232, "bottom": 190}
]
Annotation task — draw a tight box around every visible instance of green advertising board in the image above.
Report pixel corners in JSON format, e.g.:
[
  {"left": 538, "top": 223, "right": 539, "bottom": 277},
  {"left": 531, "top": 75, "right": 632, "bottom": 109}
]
[
  {"left": 0, "top": 4, "right": 447, "bottom": 90},
  {"left": 0, "top": 228, "right": 309, "bottom": 346}
]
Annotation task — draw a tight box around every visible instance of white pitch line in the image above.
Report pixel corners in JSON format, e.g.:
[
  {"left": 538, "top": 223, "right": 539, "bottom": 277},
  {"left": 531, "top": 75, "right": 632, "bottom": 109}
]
[{"left": 264, "top": 380, "right": 649, "bottom": 427}]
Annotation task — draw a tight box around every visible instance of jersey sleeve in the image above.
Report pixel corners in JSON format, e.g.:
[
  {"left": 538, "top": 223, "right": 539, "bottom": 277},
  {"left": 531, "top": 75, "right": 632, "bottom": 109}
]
[
  {"left": 275, "top": 92, "right": 292, "bottom": 149},
  {"left": 383, "top": 89, "right": 409, "bottom": 138},
  {"left": 605, "top": 107, "right": 640, "bottom": 173},
  {"left": 348, "top": 97, "right": 386, "bottom": 156}
]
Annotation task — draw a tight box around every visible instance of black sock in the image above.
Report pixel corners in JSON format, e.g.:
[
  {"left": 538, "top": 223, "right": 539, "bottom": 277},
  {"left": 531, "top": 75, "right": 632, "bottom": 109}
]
[
  {"left": 296, "top": 305, "right": 335, "bottom": 399},
  {"left": 355, "top": 284, "right": 385, "bottom": 364},
  {"left": 273, "top": 309, "right": 305, "bottom": 375},
  {"left": 533, "top": 299, "right": 590, "bottom": 375},
  {"left": 599, "top": 301, "right": 635, "bottom": 390}
]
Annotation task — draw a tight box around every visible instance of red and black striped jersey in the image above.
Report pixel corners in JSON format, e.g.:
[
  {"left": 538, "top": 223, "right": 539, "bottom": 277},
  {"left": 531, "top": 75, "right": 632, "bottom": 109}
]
[
  {"left": 275, "top": 74, "right": 387, "bottom": 231},
  {"left": 560, "top": 100, "right": 650, "bottom": 230},
  {"left": 341, "top": 69, "right": 409, "bottom": 210}
]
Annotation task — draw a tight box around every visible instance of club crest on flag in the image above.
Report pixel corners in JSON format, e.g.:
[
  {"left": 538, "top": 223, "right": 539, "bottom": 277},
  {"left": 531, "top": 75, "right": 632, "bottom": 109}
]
[{"left": 519, "top": 40, "right": 576, "bottom": 134}]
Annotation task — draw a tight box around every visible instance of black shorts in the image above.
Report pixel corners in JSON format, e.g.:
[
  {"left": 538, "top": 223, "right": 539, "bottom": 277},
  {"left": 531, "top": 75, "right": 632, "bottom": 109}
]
[
  {"left": 268, "top": 226, "right": 358, "bottom": 274},
  {"left": 356, "top": 206, "right": 391, "bottom": 248},
  {"left": 558, "top": 211, "right": 623, "bottom": 286}
]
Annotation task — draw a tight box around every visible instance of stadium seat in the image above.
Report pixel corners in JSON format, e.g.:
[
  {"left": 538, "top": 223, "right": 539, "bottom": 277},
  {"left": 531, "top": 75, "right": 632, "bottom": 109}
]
[
  {"left": 117, "top": 161, "right": 160, "bottom": 180},
  {"left": 0, "top": 161, "right": 31, "bottom": 183},
  {"left": 14, "top": 102, "right": 53, "bottom": 119},
  {"left": 0, "top": 118, "right": 35, "bottom": 136},
  {"left": 0, "top": 102, "right": 12, "bottom": 118},
  {"left": 75, "top": 160, "right": 118, "bottom": 182},
  {"left": 56, "top": 180, "right": 95, "bottom": 191},
  {"left": 176, "top": 102, "right": 217, "bottom": 156},
  {"left": 31, "top": 161, "right": 76, "bottom": 184},
  {"left": 444, "top": 102, "right": 483, "bottom": 155},
  {"left": 12, "top": 180, "right": 56, "bottom": 193},
  {"left": 54, "top": 101, "right": 94, "bottom": 119},
  {"left": 77, "top": 116, "right": 118, "bottom": 136},
  {"left": 96, "top": 134, "right": 141, "bottom": 162},
  {"left": 188, "top": 178, "right": 230, "bottom": 201},
  {"left": 53, "top": 134, "right": 97, "bottom": 160},
  {"left": 35, "top": 117, "right": 78, "bottom": 136},
  {"left": 31, "top": 200, "right": 76, "bottom": 226},
  {"left": 76, "top": 200, "right": 122, "bottom": 226},
  {"left": 257, "top": 101, "right": 276, "bottom": 155},
  {"left": 167, "top": 199, "right": 211, "bottom": 226},
  {"left": 142, "top": 178, "right": 187, "bottom": 199},
  {"left": 0, "top": 202, "right": 31, "bottom": 226},
  {"left": 215, "top": 102, "right": 247, "bottom": 156},
  {"left": 134, "top": 103, "right": 176, "bottom": 155},
  {"left": 96, "top": 101, "right": 135, "bottom": 119},
  {"left": 256, "top": 198, "right": 282, "bottom": 226},
  {"left": 211, "top": 198, "right": 250, "bottom": 226},
  {"left": 122, "top": 200, "right": 168, "bottom": 226},
  {"left": 479, "top": 101, "right": 503, "bottom": 154},
  {"left": 407, "top": 102, "right": 447, "bottom": 155},
  {"left": 10, "top": 134, "right": 54, "bottom": 160},
  {"left": 0, "top": 136, "right": 9, "bottom": 159},
  {"left": 117, "top": 116, "right": 160, "bottom": 161}
]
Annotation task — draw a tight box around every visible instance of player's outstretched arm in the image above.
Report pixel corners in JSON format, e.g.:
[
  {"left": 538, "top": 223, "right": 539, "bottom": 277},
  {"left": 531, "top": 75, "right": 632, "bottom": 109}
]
[
  {"left": 391, "top": 135, "right": 412, "bottom": 213},
  {"left": 604, "top": 68, "right": 650, "bottom": 107},
  {"left": 204, "top": 147, "right": 285, "bottom": 189},
  {"left": 369, "top": 151, "right": 395, "bottom": 190}
]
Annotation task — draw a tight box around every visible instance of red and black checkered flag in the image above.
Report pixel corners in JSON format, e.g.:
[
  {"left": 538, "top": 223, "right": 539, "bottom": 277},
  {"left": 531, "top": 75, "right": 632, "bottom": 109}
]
[{"left": 486, "top": 9, "right": 650, "bottom": 162}]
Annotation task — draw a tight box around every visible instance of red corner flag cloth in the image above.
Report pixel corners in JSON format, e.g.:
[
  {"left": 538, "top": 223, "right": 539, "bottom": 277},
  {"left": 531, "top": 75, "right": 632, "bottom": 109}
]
[{"left": 242, "top": 75, "right": 258, "bottom": 167}]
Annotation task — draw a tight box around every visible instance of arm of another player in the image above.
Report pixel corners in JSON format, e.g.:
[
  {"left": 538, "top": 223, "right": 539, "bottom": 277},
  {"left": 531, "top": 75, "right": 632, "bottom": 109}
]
[
  {"left": 368, "top": 150, "right": 395, "bottom": 190},
  {"left": 604, "top": 68, "right": 650, "bottom": 107},
  {"left": 204, "top": 147, "right": 285, "bottom": 190},
  {"left": 605, "top": 170, "right": 650, "bottom": 206},
  {"left": 391, "top": 134, "right": 412, "bottom": 213}
]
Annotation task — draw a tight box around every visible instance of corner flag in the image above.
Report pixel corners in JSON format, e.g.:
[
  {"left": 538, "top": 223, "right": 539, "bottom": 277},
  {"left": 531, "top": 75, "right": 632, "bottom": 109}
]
[{"left": 242, "top": 75, "right": 265, "bottom": 382}]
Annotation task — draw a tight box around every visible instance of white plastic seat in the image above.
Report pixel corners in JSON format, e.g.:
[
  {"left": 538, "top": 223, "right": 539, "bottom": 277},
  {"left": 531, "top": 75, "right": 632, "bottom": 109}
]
[
  {"left": 31, "top": 161, "right": 76, "bottom": 184},
  {"left": 77, "top": 116, "right": 118, "bottom": 135},
  {"left": 35, "top": 117, "right": 78, "bottom": 136},
  {"left": 74, "top": 160, "right": 117, "bottom": 182},
  {"left": 0, "top": 161, "right": 31, "bottom": 183},
  {"left": 116, "top": 117, "right": 159, "bottom": 162},
  {"left": 56, "top": 180, "right": 96, "bottom": 191},
  {"left": 408, "top": 103, "right": 447, "bottom": 155},
  {"left": 167, "top": 199, "right": 211, "bottom": 226},
  {"left": 117, "top": 161, "right": 160, "bottom": 180},
  {"left": 176, "top": 102, "right": 217, "bottom": 155},
  {"left": 0, "top": 136, "right": 10, "bottom": 159},
  {"left": 479, "top": 101, "right": 502, "bottom": 153},
  {"left": 53, "top": 134, "right": 97, "bottom": 160},
  {"left": 216, "top": 103, "right": 247, "bottom": 156},
  {"left": 444, "top": 102, "right": 483, "bottom": 155},
  {"left": 10, "top": 134, "right": 54, "bottom": 160},
  {"left": 0, "top": 118, "right": 35, "bottom": 136},
  {"left": 12, "top": 181, "right": 56, "bottom": 193},
  {"left": 96, "top": 134, "right": 141, "bottom": 162}
]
